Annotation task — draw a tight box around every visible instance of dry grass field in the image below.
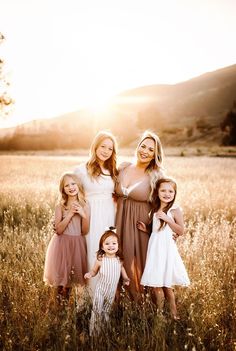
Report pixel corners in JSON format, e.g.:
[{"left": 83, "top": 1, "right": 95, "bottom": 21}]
[{"left": 0, "top": 154, "right": 235, "bottom": 351}]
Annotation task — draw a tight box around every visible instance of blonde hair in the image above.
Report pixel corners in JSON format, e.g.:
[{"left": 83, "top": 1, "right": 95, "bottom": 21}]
[
  {"left": 87, "top": 130, "right": 118, "bottom": 180},
  {"left": 136, "top": 130, "right": 165, "bottom": 200},
  {"left": 136, "top": 130, "right": 163, "bottom": 172},
  {"left": 59, "top": 172, "right": 86, "bottom": 207}
]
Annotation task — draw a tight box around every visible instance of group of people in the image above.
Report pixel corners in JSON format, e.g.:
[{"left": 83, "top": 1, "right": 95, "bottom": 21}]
[{"left": 43, "top": 130, "right": 190, "bottom": 335}]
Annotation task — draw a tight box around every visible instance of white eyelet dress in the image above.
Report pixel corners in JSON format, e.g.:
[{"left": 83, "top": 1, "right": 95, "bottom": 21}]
[
  {"left": 141, "top": 205, "right": 190, "bottom": 288},
  {"left": 74, "top": 164, "right": 116, "bottom": 295}
]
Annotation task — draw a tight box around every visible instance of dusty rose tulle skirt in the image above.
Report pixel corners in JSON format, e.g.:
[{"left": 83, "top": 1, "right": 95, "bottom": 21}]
[{"left": 43, "top": 234, "right": 87, "bottom": 287}]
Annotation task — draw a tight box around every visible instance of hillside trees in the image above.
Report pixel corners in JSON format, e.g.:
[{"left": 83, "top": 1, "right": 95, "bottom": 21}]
[{"left": 221, "top": 101, "right": 236, "bottom": 145}]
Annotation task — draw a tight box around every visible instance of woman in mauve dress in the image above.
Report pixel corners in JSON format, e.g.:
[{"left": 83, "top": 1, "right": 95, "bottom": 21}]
[
  {"left": 74, "top": 131, "right": 118, "bottom": 296},
  {"left": 115, "top": 131, "right": 164, "bottom": 300}
]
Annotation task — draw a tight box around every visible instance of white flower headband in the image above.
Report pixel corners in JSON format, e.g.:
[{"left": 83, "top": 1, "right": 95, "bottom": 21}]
[{"left": 105, "top": 226, "right": 117, "bottom": 233}]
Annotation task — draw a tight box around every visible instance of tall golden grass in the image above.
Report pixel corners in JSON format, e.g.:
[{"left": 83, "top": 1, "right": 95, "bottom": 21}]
[{"left": 0, "top": 155, "right": 235, "bottom": 351}]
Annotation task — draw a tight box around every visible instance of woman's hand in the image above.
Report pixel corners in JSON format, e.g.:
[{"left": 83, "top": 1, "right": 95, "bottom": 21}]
[
  {"left": 123, "top": 277, "right": 130, "bottom": 286},
  {"left": 137, "top": 221, "right": 148, "bottom": 232}
]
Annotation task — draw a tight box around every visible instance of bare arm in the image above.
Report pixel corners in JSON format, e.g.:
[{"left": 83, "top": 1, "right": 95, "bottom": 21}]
[
  {"left": 80, "top": 203, "right": 90, "bottom": 235},
  {"left": 156, "top": 207, "right": 184, "bottom": 236},
  {"left": 84, "top": 259, "right": 101, "bottom": 279},
  {"left": 121, "top": 265, "right": 130, "bottom": 285},
  {"left": 55, "top": 205, "right": 74, "bottom": 235}
]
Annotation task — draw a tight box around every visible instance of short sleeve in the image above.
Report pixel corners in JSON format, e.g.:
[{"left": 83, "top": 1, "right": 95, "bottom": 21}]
[
  {"left": 74, "top": 163, "right": 87, "bottom": 178},
  {"left": 118, "top": 161, "right": 132, "bottom": 172}
]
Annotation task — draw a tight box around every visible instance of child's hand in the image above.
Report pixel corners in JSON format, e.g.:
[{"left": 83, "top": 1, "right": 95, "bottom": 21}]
[
  {"left": 156, "top": 211, "right": 170, "bottom": 222},
  {"left": 172, "top": 232, "right": 179, "bottom": 241},
  {"left": 76, "top": 204, "right": 86, "bottom": 218},
  {"left": 84, "top": 272, "right": 92, "bottom": 279},
  {"left": 70, "top": 203, "right": 86, "bottom": 218},
  {"left": 68, "top": 203, "right": 77, "bottom": 216},
  {"left": 137, "top": 221, "right": 148, "bottom": 232}
]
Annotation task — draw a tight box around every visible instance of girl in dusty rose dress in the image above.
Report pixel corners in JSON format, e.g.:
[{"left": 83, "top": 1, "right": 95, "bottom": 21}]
[
  {"left": 43, "top": 172, "right": 90, "bottom": 301},
  {"left": 115, "top": 131, "right": 164, "bottom": 300}
]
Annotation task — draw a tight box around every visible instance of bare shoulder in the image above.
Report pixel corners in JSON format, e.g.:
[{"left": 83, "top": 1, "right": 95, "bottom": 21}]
[
  {"left": 54, "top": 204, "right": 63, "bottom": 222},
  {"left": 55, "top": 204, "right": 62, "bottom": 213},
  {"left": 171, "top": 205, "right": 183, "bottom": 219},
  {"left": 96, "top": 258, "right": 103, "bottom": 266}
]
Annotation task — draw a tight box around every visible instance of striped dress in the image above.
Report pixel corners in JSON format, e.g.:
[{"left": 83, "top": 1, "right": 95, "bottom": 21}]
[{"left": 90, "top": 256, "right": 122, "bottom": 335}]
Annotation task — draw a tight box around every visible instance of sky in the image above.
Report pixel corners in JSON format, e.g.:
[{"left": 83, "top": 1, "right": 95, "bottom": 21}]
[{"left": 0, "top": 0, "right": 236, "bottom": 128}]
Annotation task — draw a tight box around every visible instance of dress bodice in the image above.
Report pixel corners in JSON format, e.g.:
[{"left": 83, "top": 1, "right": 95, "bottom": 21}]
[
  {"left": 62, "top": 208, "right": 82, "bottom": 236},
  {"left": 152, "top": 204, "right": 179, "bottom": 233},
  {"left": 74, "top": 163, "right": 115, "bottom": 200},
  {"left": 115, "top": 164, "right": 151, "bottom": 202},
  {"left": 98, "top": 256, "right": 121, "bottom": 289}
]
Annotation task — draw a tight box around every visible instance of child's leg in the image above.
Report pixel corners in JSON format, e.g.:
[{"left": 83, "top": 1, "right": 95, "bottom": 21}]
[
  {"left": 163, "top": 287, "right": 178, "bottom": 318},
  {"left": 153, "top": 287, "right": 165, "bottom": 312}
]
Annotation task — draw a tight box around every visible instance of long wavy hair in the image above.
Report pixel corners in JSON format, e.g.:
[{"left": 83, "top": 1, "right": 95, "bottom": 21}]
[
  {"left": 87, "top": 131, "right": 118, "bottom": 180},
  {"left": 150, "top": 177, "right": 177, "bottom": 230},
  {"left": 97, "top": 227, "right": 123, "bottom": 261},
  {"left": 136, "top": 130, "right": 165, "bottom": 200},
  {"left": 59, "top": 172, "right": 86, "bottom": 207}
]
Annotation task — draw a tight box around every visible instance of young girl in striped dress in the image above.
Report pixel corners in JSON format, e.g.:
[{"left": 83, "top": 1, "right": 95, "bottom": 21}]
[{"left": 84, "top": 227, "right": 130, "bottom": 335}]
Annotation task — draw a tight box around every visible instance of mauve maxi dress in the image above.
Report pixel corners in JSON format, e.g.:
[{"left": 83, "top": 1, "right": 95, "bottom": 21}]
[{"left": 115, "top": 164, "right": 153, "bottom": 299}]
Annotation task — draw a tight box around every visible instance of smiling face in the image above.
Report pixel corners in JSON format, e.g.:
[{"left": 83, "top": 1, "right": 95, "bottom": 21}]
[
  {"left": 63, "top": 175, "right": 79, "bottom": 197},
  {"left": 96, "top": 137, "right": 114, "bottom": 164},
  {"left": 137, "top": 137, "right": 155, "bottom": 165},
  {"left": 102, "top": 235, "right": 119, "bottom": 257},
  {"left": 158, "top": 182, "right": 176, "bottom": 204}
]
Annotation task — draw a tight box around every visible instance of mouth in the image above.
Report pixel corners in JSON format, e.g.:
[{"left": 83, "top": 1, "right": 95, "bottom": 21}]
[{"left": 140, "top": 153, "right": 148, "bottom": 159}]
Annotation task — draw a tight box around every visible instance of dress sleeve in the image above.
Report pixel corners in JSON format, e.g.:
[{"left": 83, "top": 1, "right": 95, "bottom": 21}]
[
  {"left": 117, "top": 162, "right": 132, "bottom": 171},
  {"left": 74, "top": 163, "right": 86, "bottom": 179}
]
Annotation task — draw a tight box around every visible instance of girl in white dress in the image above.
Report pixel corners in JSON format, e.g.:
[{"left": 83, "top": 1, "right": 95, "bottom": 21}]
[
  {"left": 74, "top": 131, "right": 118, "bottom": 295},
  {"left": 84, "top": 227, "right": 130, "bottom": 336},
  {"left": 138, "top": 178, "right": 190, "bottom": 319}
]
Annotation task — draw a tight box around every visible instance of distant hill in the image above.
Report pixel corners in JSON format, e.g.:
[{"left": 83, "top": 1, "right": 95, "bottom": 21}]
[{"left": 0, "top": 64, "right": 236, "bottom": 150}]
